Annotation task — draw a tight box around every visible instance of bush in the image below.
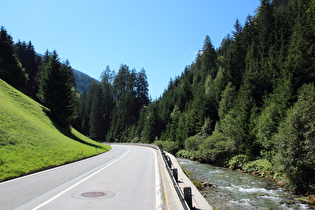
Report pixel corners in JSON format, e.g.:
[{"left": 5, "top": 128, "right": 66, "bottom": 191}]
[
  {"left": 197, "top": 131, "right": 236, "bottom": 165},
  {"left": 185, "top": 135, "right": 203, "bottom": 152},
  {"left": 131, "top": 137, "right": 140, "bottom": 143},
  {"left": 153, "top": 140, "right": 179, "bottom": 155},
  {"left": 176, "top": 150, "right": 194, "bottom": 159},
  {"left": 228, "top": 154, "right": 250, "bottom": 169},
  {"left": 243, "top": 159, "right": 273, "bottom": 177}
]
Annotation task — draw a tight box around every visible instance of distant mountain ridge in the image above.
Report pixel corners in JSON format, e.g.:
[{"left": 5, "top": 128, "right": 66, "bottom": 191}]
[{"left": 72, "top": 69, "right": 97, "bottom": 94}]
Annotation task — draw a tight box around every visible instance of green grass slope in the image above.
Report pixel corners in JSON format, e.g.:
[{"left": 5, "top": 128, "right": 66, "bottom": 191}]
[{"left": 0, "top": 79, "right": 111, "bottom": 181}]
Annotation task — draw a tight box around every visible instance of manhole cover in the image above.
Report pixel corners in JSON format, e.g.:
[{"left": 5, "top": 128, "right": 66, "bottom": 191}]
[
  {"left": 81, "top": 192, "right": 105, "bottom": 197},
  {"left": 72, "top": 191, "right": 115, "bottom": 200}
]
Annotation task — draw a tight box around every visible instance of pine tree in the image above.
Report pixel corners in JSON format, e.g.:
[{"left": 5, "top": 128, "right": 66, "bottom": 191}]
[
  {"left": 0, "top": 26, "right": 27, "bottom": 89},
  {"left": 200, "top": 35, "right": 217, "bottom": 78},
  {"left": 143, "top": 104, "right": 159, "bottom": 143},
  {"left": 15, "top": 40, "right": 40, "bottom": 99},
  {"left": 77, "top": 91, "right": 91, "bottom": 135},
  {"left": 256, "top": 0, "right": 275, "bottom": 58},
  {"left": 136, "top": 68, "right": 149, "bottom": 107},
  {"left": 228, "top": 19, "right": 246, "bottom": 90},
  {"left": 38, "top": 51, "right": 76, "bottom": 129},
  {"left": 218, "top": 82, "right": 237, "bottom": 120},
  {"left": 100, "top": 66, "right": 114, "bottom": 140},
  {"left": 89, "top": 82, "right": 106, "bottom": 140}
]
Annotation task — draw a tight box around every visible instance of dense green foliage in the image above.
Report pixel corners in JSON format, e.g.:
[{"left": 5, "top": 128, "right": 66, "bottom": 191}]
[{"left": 0, "top": 79, "right": 110, "bottom": 181}]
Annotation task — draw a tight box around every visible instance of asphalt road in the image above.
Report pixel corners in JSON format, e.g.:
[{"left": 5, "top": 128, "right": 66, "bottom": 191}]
[{"left": 0, "top": 145, "right": 162, "bottom": 210}]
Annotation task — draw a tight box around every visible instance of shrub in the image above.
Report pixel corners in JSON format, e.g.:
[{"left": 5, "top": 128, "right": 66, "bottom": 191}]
[
  {"left": 185, "top": 134, "right": 203, "bottom": 151},
  {"left": 153, "top": 140, "right": 179, "bottom": 155},
  {"left": 176, "top": 150, "right": 194, "bottom": 159},
  {"left": 197, "top": 131, "right": 236, "bottom": 165},
  {"left": 228, "top": 154, "right": 250, "bottom": 169},
  {"left": 131, "top": 137, "right": 140, "bottom": 143},
  {"left": 243, "top": 159, "right": 273, "bottom": 176}
]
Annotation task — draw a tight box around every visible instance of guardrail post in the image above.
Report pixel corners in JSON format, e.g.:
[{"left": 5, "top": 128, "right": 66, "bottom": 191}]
[
  {"left": 172, "top": 168, "right": 178, "bottom": 183},
  {"left": 162, "top": 151, "right": 166, "bottom": 159},
  {"left": 166, "top": 156, "right": 172, "bottom": 168},
  {"left": 184, "top": 187, "right": 192, "bottom": 209}
]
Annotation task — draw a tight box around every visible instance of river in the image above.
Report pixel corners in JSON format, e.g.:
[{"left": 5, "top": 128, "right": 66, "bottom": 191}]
[{"left": 178, "top": 158, "right": 312, "bottom": 209}]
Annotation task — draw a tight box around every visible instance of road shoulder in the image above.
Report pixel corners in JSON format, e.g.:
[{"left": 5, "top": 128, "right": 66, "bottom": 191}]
[
  {"left": 167, "top": 152, "right": 212, "bottom": 210},
  {"left": 157, "top": 150, "right": 184, "bottom": 210}
]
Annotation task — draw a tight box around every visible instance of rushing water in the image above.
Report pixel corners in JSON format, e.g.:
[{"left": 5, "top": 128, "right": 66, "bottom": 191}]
[{"left": 178, "top": 158, "right": 312, "bottom": 210}]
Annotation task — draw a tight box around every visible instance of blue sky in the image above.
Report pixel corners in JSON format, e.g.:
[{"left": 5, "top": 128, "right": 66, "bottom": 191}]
[{"left": 0, "top": 0, "right": 260, "bottom": 99}]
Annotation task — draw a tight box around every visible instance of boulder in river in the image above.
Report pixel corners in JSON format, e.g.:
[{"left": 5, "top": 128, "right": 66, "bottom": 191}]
[{"left": 202, "top": 182, "right": 215, "bottom": 188}]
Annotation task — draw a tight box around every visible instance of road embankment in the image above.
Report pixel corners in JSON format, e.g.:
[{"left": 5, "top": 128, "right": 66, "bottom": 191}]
[{"left": 164, "top": 152, "right": 212, "bottom": 210}]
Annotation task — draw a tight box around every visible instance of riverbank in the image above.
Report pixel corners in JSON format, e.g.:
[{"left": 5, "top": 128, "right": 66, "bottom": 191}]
[
  {"left": 178, "top": 158, "right": 314, "bottom": 209},
  {"left": 227, "top": 155, "right": 315, "bottom": 206}
]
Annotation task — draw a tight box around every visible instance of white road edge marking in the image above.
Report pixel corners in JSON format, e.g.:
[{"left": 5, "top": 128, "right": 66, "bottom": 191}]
[
  {"left": 154, "top": 149, "right": 163, "bottom": 210},
  {"left": 32, "top": 147, "right": 130, "bottom": 210}
]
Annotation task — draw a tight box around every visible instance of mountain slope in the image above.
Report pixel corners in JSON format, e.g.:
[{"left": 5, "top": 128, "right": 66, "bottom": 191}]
[
  {"left": 0, "top": 79, "right": 110, "bottom": 181},
  {"left": 73, "top": 69, "right": 97, "bottom": 94}
]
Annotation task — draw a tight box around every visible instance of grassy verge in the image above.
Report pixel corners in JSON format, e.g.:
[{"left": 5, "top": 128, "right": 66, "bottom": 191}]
[{"left": 0, "top": 79, "right": 111, "bottom": 181}]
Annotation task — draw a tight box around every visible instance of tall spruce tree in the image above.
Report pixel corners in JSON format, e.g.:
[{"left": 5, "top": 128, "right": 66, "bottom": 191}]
[
  {"left": 89, "top": 82, "right": 106, "bottom": 140},
  {"left": 100, "top": 66, "right": 114, "bottom": 139},
  {"left": 38, "top": 51, "right": 76, "bottom": 129},
  {"left": 136, "top": 68, "right": 149, "bottom": 107},
  {"left": 229, "top": 19, "right": 246, "bottom": 90},
  {"left": 201, "top": 35, "right": 217, "bottom": 78}
]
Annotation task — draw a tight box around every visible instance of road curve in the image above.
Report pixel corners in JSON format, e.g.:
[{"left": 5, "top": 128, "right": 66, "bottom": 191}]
[{"left": 0, "top": 145, "right": 162, "bottom": 210}]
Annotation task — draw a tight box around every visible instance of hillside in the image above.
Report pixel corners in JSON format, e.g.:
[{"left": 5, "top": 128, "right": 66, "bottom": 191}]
[
  {"left": 73, "top": 69, "right": 97, "bottom": 94},
  {"left": 0, "top": 79, "right": 110, "bottom": 181}
]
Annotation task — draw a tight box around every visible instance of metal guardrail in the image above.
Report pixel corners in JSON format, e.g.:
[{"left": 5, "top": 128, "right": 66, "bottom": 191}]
[
  {"left": 160, "top": 149, "right": 191, "bottom": 210},
  {"left": 107, "top": 142, "right": 191, "bottom": 210}
]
